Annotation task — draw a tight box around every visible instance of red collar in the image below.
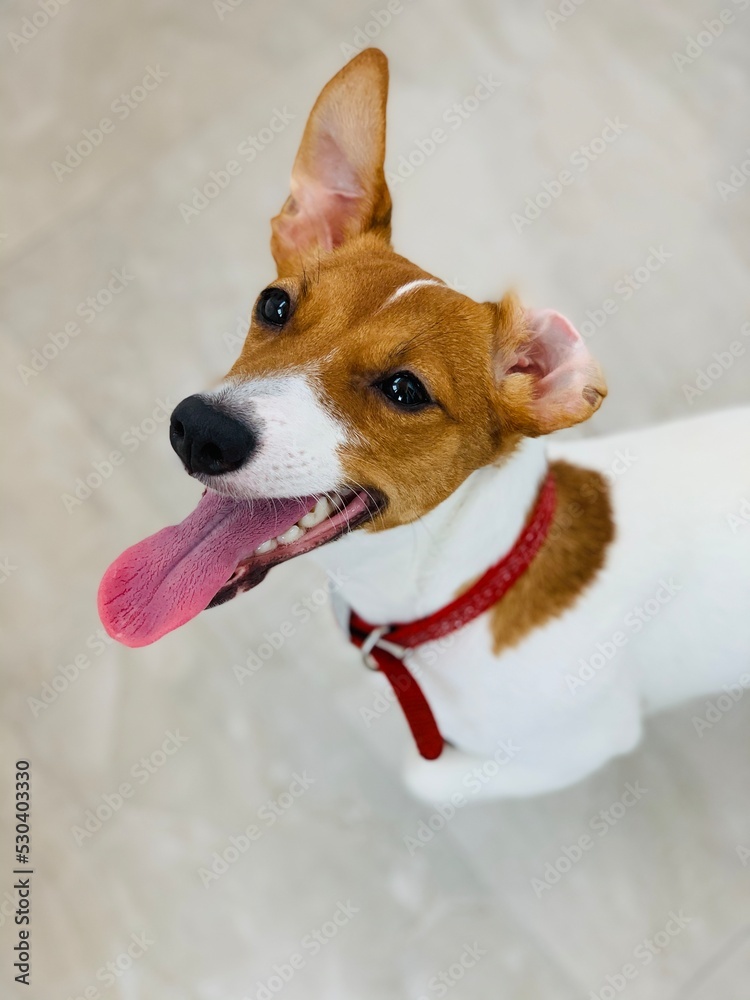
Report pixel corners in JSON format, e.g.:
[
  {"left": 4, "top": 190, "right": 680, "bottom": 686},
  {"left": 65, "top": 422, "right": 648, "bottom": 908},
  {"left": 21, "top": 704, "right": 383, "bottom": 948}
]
[{"left": 348, "top": 470, "right": 557, "bottom": 760}]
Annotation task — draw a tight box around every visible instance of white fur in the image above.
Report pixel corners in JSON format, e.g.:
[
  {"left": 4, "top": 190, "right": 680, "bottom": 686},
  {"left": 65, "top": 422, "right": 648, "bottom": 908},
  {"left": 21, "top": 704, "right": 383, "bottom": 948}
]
[
  {"left": 377, "top": 279, "right": 446, "bottom": 311},
  {"left": 199, "top": 374, "right": 348, "bottom": 498},
  {"left": 313, "top": 407, "right": 750, "bottom": 803}
]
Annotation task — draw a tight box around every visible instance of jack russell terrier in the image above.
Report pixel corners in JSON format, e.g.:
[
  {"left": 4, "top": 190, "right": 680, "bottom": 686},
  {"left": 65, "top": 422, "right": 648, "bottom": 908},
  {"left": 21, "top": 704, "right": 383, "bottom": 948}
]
[{"left": 99, "top": 49, "right": 750, "bottom": 803}]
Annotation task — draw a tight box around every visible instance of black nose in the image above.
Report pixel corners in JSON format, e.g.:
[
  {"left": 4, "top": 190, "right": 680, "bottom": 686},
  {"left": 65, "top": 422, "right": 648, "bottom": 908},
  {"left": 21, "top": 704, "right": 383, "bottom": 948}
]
[{"left": 169, "top": 395, "right": 256, "bottom": 476}]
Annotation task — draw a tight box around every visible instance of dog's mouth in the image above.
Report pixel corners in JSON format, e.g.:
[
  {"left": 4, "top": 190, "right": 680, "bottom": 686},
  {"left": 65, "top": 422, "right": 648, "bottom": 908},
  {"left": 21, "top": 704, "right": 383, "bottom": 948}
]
[
  {"left": 208, "top": 488, "right": 380, "bottom": 607},
  {"left": 98, "top": 486, "right": 383, "bottom": 648}
]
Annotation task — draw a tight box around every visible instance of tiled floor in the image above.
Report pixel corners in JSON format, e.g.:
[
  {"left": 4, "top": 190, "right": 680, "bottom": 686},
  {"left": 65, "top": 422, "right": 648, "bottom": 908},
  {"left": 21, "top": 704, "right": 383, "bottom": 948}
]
[{"left": 2, "top": 1, "right": 750, "bottom": 997}]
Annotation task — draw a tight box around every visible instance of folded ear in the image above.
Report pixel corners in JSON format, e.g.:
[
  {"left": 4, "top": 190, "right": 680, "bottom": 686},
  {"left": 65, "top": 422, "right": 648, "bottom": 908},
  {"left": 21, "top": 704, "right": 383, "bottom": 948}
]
[
  {"left": 496, "top": 303, "right": 607, "bottom": 436},
  {"left": 271, "top": 48, "right": 392, "bottom": 276}
]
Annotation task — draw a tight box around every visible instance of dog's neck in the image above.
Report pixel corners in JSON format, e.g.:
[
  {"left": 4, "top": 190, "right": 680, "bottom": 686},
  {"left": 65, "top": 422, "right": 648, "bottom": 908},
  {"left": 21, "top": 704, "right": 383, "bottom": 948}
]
[{"left": 313, "top": 437, "right": 549, "bottom": 624}]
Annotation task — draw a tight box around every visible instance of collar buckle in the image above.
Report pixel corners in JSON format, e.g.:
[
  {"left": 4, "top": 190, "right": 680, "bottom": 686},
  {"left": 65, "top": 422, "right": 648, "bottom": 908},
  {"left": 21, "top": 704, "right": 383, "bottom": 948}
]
[{"left": 359, "top": 626, "right": 408, "bottom": 670}]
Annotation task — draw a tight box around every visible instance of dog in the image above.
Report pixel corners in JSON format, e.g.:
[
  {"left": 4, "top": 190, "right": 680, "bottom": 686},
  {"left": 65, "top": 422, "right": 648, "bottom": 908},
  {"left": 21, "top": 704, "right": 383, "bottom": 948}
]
[{"left": 99, "top": 49, "right": 750, "bottom": 803}]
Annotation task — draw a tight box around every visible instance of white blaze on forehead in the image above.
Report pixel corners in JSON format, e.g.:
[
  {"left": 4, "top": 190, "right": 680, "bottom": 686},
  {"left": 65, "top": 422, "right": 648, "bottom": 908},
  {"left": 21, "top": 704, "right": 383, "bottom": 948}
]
[
  {"left": 200, "top": 373, "right": 348, "bottom": 498},
  {"left": 377, "top": 278, "right": 447, "bottom": 312}
]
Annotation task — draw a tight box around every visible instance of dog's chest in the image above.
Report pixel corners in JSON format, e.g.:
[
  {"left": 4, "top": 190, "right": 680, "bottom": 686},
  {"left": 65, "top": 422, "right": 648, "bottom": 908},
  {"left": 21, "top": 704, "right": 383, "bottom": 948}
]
[{"left": 322, "top": 407, "right": 750, "bottom": 781}]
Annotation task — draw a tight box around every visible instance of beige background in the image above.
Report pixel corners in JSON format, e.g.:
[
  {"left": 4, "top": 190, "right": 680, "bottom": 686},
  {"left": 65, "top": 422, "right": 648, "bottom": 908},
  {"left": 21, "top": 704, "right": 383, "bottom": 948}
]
[{"left": 2, "top": 0, "right": 750, "bottom": 997}]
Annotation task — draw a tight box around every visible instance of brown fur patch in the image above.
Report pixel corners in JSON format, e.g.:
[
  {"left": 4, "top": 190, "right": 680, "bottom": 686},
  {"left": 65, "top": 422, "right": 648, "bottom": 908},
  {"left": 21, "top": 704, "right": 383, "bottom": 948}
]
[{"left": 482, "top": 460, "right": 614, "bottom": 656}]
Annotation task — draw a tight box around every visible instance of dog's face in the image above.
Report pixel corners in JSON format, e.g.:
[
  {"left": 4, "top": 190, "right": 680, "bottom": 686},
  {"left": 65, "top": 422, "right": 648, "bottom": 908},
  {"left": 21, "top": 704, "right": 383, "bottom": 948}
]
[
  {"left": 185, "top": 49, "right": 605, "bottom": 533},
  {"left": 212, "top": 240, "right": 518, "bottom": 532},
  {"left": 99, "top": 48, "right": 606, "bottom": 647}
]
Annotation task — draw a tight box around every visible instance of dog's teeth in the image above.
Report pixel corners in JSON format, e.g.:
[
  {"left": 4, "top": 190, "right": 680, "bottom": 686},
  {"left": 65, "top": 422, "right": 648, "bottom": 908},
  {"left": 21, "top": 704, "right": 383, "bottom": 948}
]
[
  {"left": 256, "top": 538, "right": 278, "bottom": 555},
  {"left": 277, "top": 525, "right": 305, "bottom": 545},
  {"left": 299, "top": 497, "right": 333, "bottom": 528}
]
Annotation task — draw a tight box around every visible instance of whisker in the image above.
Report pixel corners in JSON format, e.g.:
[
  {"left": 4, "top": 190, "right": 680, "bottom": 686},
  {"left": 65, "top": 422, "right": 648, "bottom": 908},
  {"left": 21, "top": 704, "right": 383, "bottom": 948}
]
[{"left": 340, "top": 479, "right": 388, "bottom": 534}]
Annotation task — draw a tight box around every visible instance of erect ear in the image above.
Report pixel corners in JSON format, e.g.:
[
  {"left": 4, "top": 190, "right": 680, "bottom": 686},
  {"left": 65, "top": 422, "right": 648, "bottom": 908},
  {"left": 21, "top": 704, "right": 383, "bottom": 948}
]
[
  {"left": 271, "top": 48, "right": 392, "bottom": 277},
  {"left": 495, "top": 298, "right": 607, "bottom": 436}
]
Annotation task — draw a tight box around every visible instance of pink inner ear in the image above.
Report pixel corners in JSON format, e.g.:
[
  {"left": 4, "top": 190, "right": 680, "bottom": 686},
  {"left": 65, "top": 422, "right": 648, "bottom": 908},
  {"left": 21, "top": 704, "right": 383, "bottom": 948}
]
[
  {"left": 282, "top": 182, "right": 360, "bottom": 256},
  {"left": 279, "top": 132, "right": 366, "bottom": 256},
  {"left": 511, "top": 310, "right": 582, "bottom": 377},
  {"left": 505, "top": 309, "right": 604, "bottom": 431},
  {"left": 271, "top": 50, "right": 390, "bottom": 273},
  {"left": 316, "top": 131, "right": 363, "bottom": 197}
]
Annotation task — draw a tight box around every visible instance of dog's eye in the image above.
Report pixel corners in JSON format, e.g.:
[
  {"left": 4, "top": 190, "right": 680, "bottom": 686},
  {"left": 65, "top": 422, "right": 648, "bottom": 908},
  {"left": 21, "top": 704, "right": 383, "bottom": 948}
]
[
  {"left": 256, "top": 287, "right": 291, "bottom": 327},
  {"left": 376, "top": 371, "right": 432, "bottom": 408}
]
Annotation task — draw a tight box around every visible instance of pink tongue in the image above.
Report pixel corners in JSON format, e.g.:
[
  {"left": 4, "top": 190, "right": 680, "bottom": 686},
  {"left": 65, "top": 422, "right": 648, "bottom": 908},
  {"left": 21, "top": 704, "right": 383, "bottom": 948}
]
[{"left": 98, "top": 491, "right": 315, "bottom": 648}]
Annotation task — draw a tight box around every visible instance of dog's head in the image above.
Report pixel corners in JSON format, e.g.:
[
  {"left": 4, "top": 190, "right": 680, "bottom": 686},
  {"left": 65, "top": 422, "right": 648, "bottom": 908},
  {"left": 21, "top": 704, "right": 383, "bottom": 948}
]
[{"left": 98, "top": 49, "right": 605, "bottom": 647}]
